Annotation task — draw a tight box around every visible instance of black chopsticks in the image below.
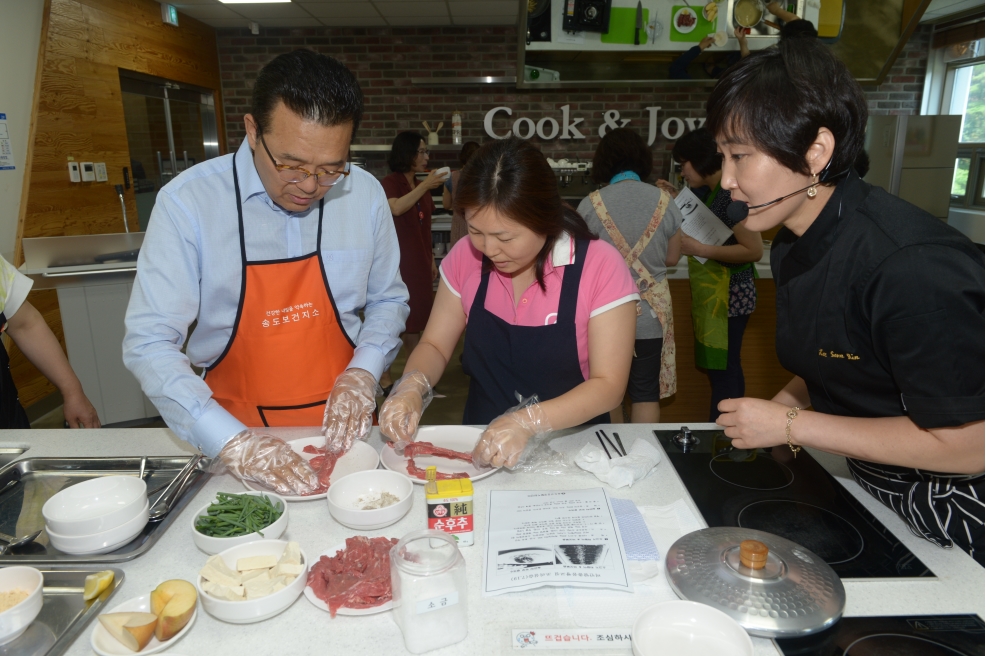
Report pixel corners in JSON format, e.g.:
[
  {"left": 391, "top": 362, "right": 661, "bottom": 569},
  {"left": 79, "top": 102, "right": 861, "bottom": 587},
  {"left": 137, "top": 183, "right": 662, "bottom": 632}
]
[{"left": 596, "top": 429, "right": 626, "bottom": 459}]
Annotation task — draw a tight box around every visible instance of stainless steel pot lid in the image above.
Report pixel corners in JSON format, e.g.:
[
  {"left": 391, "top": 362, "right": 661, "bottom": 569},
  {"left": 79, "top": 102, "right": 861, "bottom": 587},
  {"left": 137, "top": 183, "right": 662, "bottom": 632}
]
[{"left": 665, "top": 527, "right": 846, "bottom": 638}]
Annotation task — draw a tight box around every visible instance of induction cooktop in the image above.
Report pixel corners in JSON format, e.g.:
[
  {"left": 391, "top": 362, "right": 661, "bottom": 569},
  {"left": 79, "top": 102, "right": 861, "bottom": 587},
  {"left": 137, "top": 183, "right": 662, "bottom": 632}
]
[
  {"left": 774, "top": 614, "right": 985, "bottom": 655},
  {"left": 656, "top": 428, "right": 934, "bottom": 579}
]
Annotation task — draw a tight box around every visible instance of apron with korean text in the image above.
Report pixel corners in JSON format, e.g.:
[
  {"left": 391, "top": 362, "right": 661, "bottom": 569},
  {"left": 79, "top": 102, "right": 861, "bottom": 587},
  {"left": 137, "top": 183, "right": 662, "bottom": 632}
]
[
  {"left": 204, "top": 160, "right": 355, "bottom": 427},
  {"left": 461, "top": 239, "right": 608, "bottom": 425}
]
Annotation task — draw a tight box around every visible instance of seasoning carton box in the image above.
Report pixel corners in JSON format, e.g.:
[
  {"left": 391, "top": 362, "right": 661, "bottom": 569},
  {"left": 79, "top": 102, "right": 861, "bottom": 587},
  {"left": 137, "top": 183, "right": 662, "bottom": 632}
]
[{"left": 425, "top": 471, "right": 474, "bottom": 547}]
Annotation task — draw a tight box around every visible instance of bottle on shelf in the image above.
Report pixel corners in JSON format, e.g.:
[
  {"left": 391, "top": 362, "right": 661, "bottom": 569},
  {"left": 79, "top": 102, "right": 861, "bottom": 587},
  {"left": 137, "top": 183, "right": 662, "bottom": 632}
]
[{"left": 452, "top": 110, "right": 462, "bottom": 146}]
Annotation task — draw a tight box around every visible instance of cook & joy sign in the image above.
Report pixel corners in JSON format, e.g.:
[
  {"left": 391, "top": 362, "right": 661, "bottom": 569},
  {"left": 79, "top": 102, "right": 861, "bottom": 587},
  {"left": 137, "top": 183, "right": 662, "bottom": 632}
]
[{"left": 483, "top": 105, "right": 705, "bottom": 145}]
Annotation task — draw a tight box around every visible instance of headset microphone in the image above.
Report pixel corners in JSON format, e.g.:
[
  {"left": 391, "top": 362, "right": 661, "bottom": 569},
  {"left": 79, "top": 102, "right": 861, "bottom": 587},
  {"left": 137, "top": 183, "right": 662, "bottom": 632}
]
[{"left": 725, "top": 166, "right": 851, "bottom": 223}]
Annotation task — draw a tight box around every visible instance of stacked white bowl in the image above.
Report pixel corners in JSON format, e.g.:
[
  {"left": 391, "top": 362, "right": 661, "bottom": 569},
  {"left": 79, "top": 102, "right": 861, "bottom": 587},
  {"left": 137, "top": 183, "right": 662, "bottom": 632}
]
[{"left": 42, "top": 476, "right": 148, "bottom": 555}]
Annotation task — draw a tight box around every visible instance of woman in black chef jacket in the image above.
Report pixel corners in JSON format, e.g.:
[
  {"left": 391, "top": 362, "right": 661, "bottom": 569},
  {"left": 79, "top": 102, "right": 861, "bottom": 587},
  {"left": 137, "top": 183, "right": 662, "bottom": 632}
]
[{"left": 709, "top": 39, "right": 985, "bottom": 563}]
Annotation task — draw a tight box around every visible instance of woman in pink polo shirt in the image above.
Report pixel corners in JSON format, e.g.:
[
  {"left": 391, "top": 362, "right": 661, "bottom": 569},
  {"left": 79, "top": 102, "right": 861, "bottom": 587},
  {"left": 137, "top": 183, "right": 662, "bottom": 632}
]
[{"left": 378, "top": 138, "right": 639, "bottom": 468}]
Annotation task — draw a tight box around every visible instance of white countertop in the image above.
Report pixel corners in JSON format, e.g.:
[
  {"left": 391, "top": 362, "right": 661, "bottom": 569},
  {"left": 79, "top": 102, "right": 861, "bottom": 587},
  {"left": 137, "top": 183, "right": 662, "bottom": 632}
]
[{"left": 3, "top": 424, "right": 980, "bottom": 655}]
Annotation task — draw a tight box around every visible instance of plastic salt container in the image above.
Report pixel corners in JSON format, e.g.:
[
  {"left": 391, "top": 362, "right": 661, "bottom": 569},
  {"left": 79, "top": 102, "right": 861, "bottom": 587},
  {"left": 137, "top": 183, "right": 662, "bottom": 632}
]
[
  {"left": 425, "top": 467, "right": 474, "bottom": 547},
  {"left": 390, "top": 529, "right": 468, "bottom": 654}
]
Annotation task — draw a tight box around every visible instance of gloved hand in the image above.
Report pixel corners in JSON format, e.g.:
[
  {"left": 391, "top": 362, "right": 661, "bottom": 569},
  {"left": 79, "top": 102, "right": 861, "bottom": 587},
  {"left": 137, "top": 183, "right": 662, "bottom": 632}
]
[
  {"left": 216, "top": 429, "right": 318, "bottom": 496},
  {"left": 322, "top": 368, "right": 380, "bottom": 454},
  {"left": 379, "top": 371, "right": 434, "bottom": 449},
  {"left": 472, "top": 397, "right": 553, "bottom": 469}
]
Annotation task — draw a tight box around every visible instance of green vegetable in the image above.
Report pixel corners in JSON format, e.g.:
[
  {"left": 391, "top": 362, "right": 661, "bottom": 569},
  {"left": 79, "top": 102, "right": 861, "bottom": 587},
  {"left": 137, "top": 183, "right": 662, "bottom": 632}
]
[{"left": 194, "top": 492, "right": 284, "bottom": 538}]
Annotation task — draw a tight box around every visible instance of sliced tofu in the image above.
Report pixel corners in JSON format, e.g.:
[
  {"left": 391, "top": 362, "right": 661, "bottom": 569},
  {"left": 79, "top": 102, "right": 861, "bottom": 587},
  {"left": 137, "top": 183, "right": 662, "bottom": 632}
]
[
  {"left": 236, "top": 555, "right": 277, "bottom": 572},
  {"left": 240, "top": 568, "right": 270, "bottom": 583},
  {"left": 201, "top": 555, "right": 242, "bottom": 587},
  {"left": 277, "top": 542, "right": 301, "bottom": 566},
  {"left": 271, "top": 576, "right": 288, "bottom": 593},
  {"left": 272, "top": 562, "right": 304, "bottom": 579},
  {"left": 244, "top": 577, "right": 275, "bottom": 599},
  {"left": 202, "top": 580, "right": 245, "bottom": 601}
]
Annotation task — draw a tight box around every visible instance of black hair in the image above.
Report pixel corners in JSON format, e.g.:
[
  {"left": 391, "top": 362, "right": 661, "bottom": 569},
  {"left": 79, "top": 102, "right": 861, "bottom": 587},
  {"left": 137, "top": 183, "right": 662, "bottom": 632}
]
[
  {"left": 457, "top": 138, "right": 597, "bottom": 291},
  {"left": 388, "top": 132, "right": 425, "bottom": 173},
  {"left": 459, "top": 141, "right": 481, "bottom": 167},
  {"left": 854, "top": 149, "right": 870, "bottom": 178},
  {"left": 706, "top": 38, "right": 867, "bottom": 182},
  {"left": 251, "top": 50, "right": 363, "bottom": 137},
  {"left": 780, "top": 19, "right": 818, "bottom": 40},
  {"left": 671, "top": 127, "right": 723, "bottom": 178},
  {"left": 591, "top": 128, "right": 654, "bottom": 183}
]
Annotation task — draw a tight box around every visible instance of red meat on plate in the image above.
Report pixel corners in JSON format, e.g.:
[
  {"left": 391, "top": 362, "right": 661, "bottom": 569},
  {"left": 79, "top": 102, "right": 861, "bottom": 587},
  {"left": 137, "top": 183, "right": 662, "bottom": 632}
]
[{"left": 307, "top": 536, "right": 398, "bottom": 617}]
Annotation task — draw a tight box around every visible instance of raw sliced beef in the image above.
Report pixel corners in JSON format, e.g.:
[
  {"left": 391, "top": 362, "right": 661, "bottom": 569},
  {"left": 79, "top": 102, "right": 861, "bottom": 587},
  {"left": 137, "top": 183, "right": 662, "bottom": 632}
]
[
  {"left": 301, "top": 444, "right": 340, "bottom": 495},
  {"left": 306, "top": 536, "right": 398, "bottom": 617},
  {"left": 386, "top": 441, "right": 476, "bottom": 480},
  {"left": 406, "top": 459, "right": 470, "bottom": 480}
]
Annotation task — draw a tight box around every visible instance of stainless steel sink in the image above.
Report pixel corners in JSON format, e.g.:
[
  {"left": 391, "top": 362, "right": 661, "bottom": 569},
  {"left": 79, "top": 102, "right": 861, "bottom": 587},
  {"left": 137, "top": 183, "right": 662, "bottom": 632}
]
[{"left": 0, "top": 448, "right": 27, "bottom": 468}]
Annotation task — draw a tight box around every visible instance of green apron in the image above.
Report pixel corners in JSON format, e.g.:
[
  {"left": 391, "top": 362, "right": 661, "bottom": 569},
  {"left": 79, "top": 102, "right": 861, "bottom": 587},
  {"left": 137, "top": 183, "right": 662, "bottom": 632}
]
[{"left": 687, "top": 185, "right": 753, "bottom": 370}]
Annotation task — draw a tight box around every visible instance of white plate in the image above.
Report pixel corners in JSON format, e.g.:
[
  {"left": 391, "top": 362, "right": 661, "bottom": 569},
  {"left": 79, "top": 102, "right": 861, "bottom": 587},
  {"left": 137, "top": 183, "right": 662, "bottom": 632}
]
[
  {"left": 303, "top": 542, "right": 394, "bottom": 616},
  {"left": 380, "top": 426, "right": 498, "bottom": 484},
  {"left": 673, "top": 7, "right": 698, "bottom": 33},
  {"left": 90, "top": 593, "right": 197, "bottom": 656},
  {"left": 244, "top": 437, "right": 380, "bottom": 501}
]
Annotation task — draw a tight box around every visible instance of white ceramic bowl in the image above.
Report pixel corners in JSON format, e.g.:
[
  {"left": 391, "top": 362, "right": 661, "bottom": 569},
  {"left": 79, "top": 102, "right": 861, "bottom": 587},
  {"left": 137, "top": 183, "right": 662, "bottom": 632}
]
[
  {"left": 190, "top": 491, "right": 288, "bottom": 555},
  {"left": 0, "top": 567, "right": 43, "bottom": 646},
  {"left": 197, "top": 539, "right": 307, "bottom": 624},
  {"left": 43, "top": 475, "right": 147, "bottom": 536},
  {"left": 45, "top": 499, "right": 148, "bottom": 555},
  {"left": 326, "top": 469, "right": 413, "bottom": 530},
  {"left": 632, "top": 600, "right": 753, "bottom": 656}
]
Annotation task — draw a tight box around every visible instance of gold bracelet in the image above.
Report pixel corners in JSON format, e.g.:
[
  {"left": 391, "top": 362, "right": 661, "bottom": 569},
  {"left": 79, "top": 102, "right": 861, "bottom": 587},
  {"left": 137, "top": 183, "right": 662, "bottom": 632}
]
[{"left": 785, "top": 407, "right": 802, "bottom": 458}]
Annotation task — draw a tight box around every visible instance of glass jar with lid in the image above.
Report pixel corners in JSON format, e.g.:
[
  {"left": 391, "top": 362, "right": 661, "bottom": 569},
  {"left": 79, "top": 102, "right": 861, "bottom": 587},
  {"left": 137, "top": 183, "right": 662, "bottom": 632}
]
[{"left": 390, "top": 529, "right": 468, "bottom": 653}]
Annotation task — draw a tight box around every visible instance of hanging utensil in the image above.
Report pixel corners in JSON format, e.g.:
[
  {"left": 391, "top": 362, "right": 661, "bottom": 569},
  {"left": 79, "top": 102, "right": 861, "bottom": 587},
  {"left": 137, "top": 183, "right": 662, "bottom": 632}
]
[{"left": 665, "top": 527, "right": 845, "bottom": 638}]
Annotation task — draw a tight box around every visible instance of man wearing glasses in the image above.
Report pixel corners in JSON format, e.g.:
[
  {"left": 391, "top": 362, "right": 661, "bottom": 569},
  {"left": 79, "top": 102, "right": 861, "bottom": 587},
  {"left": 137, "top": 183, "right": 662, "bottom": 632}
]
[{"left": 124, "top": 51, "right": 409, "bottom": 496}]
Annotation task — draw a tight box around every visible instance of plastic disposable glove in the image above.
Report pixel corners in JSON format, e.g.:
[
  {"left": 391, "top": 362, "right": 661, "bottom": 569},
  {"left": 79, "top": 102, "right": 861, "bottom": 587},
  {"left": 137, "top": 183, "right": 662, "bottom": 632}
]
[
  {"left": 379, "top": 371, "right": 434, "bottom": 451},
  {"left": 472, "top": 397, "right": 553, "bottom": 469},
  {"left": 216, "top": 429, "right": 318, "bottom": 496},
  {"left": 322, "top": 368, "right": 380, "bottom": 454}
]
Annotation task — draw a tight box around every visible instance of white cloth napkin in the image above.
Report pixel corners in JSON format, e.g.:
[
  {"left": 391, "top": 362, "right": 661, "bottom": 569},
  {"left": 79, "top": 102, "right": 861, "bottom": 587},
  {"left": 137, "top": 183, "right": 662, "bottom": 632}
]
[{"left": 574, "top": 438, "right": 662, "bottom": 488}]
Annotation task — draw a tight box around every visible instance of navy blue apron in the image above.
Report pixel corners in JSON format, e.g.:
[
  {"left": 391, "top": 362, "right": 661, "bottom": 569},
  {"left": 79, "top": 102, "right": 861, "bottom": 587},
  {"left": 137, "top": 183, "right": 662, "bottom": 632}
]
[{"left": 461, "top": 238, "right": 608, "bottom": 426}]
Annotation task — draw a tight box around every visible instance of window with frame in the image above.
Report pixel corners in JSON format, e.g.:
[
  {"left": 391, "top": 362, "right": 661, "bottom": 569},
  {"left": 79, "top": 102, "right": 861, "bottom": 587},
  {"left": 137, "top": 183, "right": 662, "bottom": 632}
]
[{"left": 941, "top": 40, "right": 984, "bottom": 209}]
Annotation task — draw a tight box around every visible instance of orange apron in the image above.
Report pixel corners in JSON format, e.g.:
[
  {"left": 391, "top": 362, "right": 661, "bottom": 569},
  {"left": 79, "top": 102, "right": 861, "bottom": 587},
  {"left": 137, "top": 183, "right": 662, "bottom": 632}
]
[{"left": 205, "top": 160, "right": 355, "bottom": 427}]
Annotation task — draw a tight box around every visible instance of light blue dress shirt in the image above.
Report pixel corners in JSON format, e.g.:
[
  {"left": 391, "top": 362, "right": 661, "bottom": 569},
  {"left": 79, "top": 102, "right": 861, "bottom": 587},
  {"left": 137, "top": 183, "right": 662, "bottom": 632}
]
[{"left": 123, "top": 141, "right": 410, "bottom": 457}]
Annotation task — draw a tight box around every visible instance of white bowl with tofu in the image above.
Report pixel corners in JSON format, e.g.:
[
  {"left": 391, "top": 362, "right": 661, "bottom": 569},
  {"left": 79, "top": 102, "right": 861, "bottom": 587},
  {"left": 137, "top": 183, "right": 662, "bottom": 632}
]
[
  {"left": 196, "top": 540, "right": 307, "bottom": 624},
  {"left": 190, "top": 491, "right": 288, "bottom": 555},
  {"left": 0, "top": 566, "right": 44, "bottom": 646},
  {"left": 326, "top": 469, "right": 414, "bottom": 530}
]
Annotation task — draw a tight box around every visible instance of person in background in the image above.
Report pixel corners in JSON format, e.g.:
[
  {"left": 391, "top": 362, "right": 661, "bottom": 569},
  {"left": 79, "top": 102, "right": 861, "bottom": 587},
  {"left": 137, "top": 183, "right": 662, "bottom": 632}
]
[
  {"left": 708, "top": 38, "right": 983, "bottom": 563},
  {"left": 579, "top": 128, "right": 683, "bottom": 424},
  {"left": 378, "top": 138, "right": 639, "bottom": 468},
  {"left": 124, "top": 51, "right": 409, "bottom": 496},
  {"left": 380, "top": 133, "right": 448, "bottom": 392},
  {"left": 736, "top": 3, "right": 816, "bottom": 59},
  {"left": 0, "top": 257, "right": 99, "bottom": 429},
  {"left": 669, "top": 35, "right": 740, "bottom": 80},
  {"left": 443, "top": 141, "right": 481, "bottom": 248},
  {"left": 657, "top": 127, "right": 763, "bottom": 422}
]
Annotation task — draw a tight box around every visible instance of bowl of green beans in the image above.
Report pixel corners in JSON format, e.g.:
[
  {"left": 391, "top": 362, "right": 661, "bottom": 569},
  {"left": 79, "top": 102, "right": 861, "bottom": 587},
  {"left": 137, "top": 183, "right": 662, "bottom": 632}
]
[{"left": 191, "top": 491, "right": 289, "bottom": 555}]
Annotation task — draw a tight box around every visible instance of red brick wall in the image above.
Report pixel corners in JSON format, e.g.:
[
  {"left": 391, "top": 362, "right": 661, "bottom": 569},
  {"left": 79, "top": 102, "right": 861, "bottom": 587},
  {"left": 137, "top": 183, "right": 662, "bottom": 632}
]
[{"left": 217, "top": 25, "right": 931, "bottom": 180}]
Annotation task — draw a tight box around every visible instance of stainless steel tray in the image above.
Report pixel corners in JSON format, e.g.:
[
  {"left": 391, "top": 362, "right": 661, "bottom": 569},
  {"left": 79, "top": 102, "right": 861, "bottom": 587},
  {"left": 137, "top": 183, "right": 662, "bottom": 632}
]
[
  {"left": 0, "top": 456, "right": 209, "bottom": 564},
  {"left": 0, "top": 567, "right": 125, "bottom": 656}
]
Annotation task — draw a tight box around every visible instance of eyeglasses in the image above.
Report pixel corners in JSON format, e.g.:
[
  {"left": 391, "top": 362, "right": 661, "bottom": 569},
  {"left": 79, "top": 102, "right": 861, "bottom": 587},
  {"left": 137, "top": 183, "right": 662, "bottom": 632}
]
[
  {"left": 259, "top": 133, "right": 350, "bottom": 187},
  {"left": 417, "top": 149, "right": 430, "bottom": 156}
]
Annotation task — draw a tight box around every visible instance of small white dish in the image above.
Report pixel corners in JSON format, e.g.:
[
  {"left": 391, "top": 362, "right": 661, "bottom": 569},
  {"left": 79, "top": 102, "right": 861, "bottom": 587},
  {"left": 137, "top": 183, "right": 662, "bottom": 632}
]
[
  {"left": 673, "top": 7, "right": 698, "bottom": 33},
  {"left": 46, "top": 500, "right": 148, "bottom": 555},
  {"left": 713, "top": 30, "right": 728, "bottom": 46},
  {"left": 303, "top": 542, "right": 393, "bottom": 616},
  {"left": 632, "top": 600, "right": 753, "bottom": 656},
  {"left": 43, "top": 475, "right": 147, "bottom": 536},
  {"left": 243, "top": 438, "right": 379, "bottom": 501},
  {"left": 0, "top": 567, "right": 43, "bottom": 646},
  {"left": 434, "top": 166, "right": 451, "bottom": 178},
  {"left": 197, "top": 539, "right": 307, "bottom": 624},
  {"left": 90, "top": 592, "right": 196, "bottom": 656},
  {"left": 380, "top": 426, "right": 498, "bottom": 484},
  {"left": 191, "top": 491, "right": 288, "bottom": 555},
  {"left": 327, "top": 470, "right": 413, "bottom": 530}
]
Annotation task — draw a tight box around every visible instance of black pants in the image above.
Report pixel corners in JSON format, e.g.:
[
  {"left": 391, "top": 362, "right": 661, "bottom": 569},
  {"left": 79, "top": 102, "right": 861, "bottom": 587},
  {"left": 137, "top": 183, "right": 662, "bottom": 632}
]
[{"left": 706, "top": 314, "right": 750, "bottom": 422}]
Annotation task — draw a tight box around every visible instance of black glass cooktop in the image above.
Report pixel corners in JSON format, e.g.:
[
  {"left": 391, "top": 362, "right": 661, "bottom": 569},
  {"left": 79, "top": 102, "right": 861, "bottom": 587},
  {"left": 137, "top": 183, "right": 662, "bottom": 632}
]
[
  {"left": 775, "top": 614, "right": 985, "bottom": 655},
  {"left": 657, "top": 429, "right": 933, "bottom": 579}
]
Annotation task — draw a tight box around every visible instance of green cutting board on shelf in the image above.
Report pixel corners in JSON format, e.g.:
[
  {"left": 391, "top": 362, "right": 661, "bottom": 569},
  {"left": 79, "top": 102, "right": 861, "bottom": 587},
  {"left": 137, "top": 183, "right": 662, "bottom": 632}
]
[
  {"left": 669, "top": 5, "right": 717, "bottom": 42},
  {"left": 600, "top": 7, "right": 649, "bottom": 44}
]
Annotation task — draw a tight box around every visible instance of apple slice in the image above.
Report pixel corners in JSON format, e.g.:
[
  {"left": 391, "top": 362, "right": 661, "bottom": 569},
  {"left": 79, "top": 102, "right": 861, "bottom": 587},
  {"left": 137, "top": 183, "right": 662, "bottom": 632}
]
[
  {"left": 99, "top": 612, "right": 158, "bottom": 652},
  {"left": 150, "top": 580, "right": 197, "bottom": 642}
]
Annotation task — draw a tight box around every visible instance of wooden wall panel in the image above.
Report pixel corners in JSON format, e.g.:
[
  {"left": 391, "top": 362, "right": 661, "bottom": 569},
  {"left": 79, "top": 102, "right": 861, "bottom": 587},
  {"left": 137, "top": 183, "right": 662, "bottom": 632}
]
[
  {"left": 13, "top": 0, "right": 226, "bottom": 409},
  {"left": 658, "top": 280, "right": 792, "bottom": 423}
]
